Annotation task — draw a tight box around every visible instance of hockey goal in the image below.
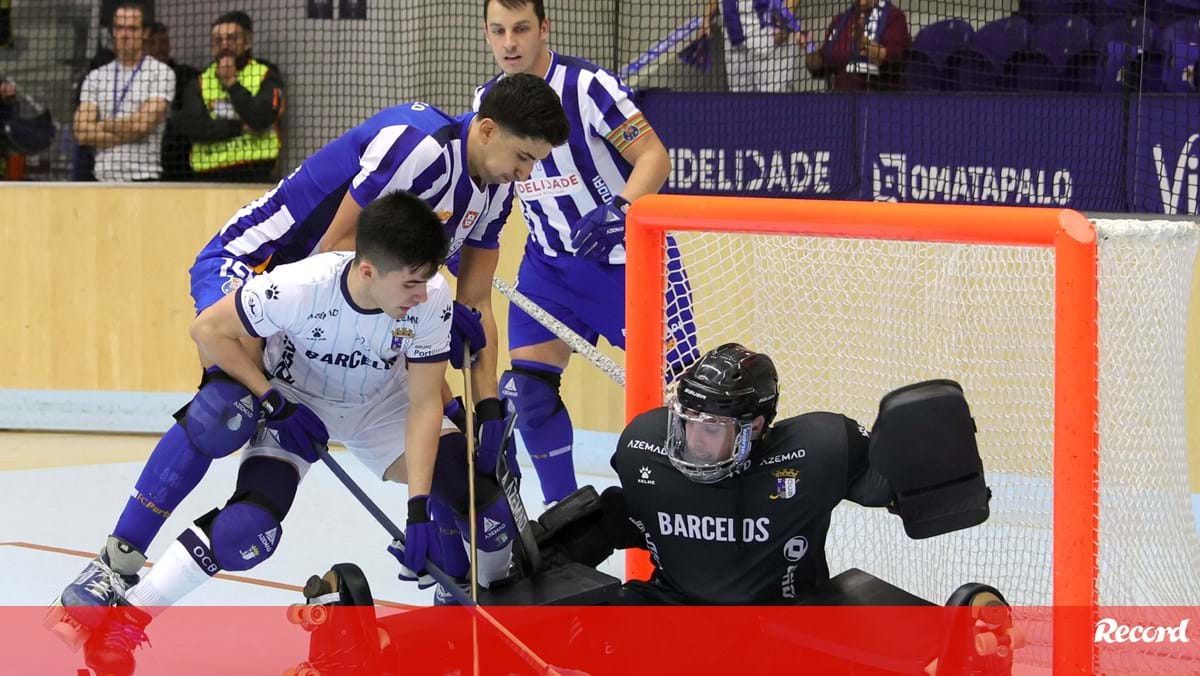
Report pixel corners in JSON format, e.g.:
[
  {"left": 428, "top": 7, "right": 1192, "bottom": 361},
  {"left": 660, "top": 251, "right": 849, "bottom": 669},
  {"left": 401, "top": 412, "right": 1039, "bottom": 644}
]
[{"left": 625, "top": 195, "right": 1200, "bottom": 673}]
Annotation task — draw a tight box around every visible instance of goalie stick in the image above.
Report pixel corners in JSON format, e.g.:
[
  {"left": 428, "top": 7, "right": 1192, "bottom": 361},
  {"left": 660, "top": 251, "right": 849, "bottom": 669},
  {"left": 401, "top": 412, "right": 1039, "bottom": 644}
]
[{"left": 495, "top": 411, "right": 543, "bottom": 577}]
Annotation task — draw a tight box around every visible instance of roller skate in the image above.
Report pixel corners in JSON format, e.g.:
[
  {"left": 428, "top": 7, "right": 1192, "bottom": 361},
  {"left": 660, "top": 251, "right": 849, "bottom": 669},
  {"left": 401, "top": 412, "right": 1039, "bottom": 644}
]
[
  {"left": 285, "top": 563, "right": 394, "bottom": 676},
  {"left": 44, "top": 536, "right": 146, "bottom": 650},
  {"left": 928, "top": 583, "right": 1025, "bottom": 676},
  {"left": 77, "top": 603, "right": 153, "bottom": 676}
]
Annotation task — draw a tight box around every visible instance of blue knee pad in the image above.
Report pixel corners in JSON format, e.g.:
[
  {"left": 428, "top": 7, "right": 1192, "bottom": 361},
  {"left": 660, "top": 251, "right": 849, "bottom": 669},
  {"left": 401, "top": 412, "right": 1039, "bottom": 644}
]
[
  {"left": 500, "top": 364, "right": 563, "bottom": 430},
  {"left": 183, "top": 369, "right": 261, "bottom": 459},
  {"left": 206, "top": 499, "right": 282, "bottom": 572}
]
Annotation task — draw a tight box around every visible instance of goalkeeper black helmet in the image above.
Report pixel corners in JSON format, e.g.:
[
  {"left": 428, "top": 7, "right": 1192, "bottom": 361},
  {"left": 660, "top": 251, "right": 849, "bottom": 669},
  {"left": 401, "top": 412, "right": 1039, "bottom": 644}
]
[
  {"left": 667, "top": 343, "right": 780, "bottom": 483},
  {"left": 676, "top": 343, "right": 779, "bottom": 426}
]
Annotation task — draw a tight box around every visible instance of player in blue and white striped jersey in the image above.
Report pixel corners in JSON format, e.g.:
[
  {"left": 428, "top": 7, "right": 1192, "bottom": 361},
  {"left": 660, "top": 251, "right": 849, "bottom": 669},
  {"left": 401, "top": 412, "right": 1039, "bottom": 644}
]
[
  {"left": 50, "top": 74, "right": 570, "bottom": 623},
  {"left": 477, "top": 0, "right": 699, "bottom": 505}
]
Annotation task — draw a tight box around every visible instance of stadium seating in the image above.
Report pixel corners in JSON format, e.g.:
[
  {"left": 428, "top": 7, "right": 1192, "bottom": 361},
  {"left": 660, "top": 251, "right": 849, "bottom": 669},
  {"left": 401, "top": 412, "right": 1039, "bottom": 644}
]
[
  {"left": 905, "top": 19, "right": 975, "bottom": 90},
  {"left": 954, "top": 16, "right": 1031, "bottom": 90}
]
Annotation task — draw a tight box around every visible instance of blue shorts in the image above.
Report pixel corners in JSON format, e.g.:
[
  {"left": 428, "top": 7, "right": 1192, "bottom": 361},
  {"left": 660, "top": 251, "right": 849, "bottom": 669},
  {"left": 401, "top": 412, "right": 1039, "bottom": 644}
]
[
  {"left": 508, "top": 238, "right": 698, "bottom": 375},
  {"left": 189, "top": 255, "right": 259, "bottom": 315}
]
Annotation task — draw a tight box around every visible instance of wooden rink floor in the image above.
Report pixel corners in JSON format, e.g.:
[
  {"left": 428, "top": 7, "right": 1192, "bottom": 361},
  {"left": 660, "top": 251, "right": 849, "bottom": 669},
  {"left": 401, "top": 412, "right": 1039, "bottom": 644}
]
[{"left": 0, "top": 430, "right": 624, "bottom": 609}]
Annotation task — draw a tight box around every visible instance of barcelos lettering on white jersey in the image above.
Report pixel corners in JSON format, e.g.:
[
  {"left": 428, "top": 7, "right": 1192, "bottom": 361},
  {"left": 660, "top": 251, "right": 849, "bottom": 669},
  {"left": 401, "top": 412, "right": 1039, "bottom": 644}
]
[{"left": 235, "top": 252, "right": 452, "bottom": 405}]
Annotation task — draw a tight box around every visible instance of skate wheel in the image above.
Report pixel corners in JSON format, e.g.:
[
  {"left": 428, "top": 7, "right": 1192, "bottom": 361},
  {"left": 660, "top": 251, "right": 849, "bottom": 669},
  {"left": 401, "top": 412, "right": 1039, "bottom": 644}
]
[
  {"left": 1007, "top": 626, "right": 1027, "bottom": 650},
  {"left": 286, "top": 604, "right": 307, "bottom": 625},
  {"left": 975, "top": 631, "right": 999, "bottom": 656},
  {"left": 307, "top": 604, "right": 328, "bottom": 626},
  {"left": 286, "top": 603, "right": 329, "bottom": 627}
]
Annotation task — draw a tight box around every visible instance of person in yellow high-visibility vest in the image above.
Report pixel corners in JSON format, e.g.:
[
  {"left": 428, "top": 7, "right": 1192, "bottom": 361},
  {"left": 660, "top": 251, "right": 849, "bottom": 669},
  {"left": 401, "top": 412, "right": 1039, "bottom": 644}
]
[{"left": 177, "top": 11, "right": 284, "bottom": 183}]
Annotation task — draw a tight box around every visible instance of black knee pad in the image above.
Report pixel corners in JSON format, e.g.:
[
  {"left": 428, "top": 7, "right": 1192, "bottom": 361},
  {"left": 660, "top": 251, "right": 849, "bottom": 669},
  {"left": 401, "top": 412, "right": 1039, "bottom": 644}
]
[
  {"left": 499, "top": 366, "right": 563, "bottom": 430},
  {"left": 430, "top": 431, "right": 503, "bottom": 514}
]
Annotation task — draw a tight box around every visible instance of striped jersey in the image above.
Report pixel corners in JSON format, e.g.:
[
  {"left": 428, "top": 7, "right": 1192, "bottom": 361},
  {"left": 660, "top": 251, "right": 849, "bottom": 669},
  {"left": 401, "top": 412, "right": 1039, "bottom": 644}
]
[
  {"left": 474, "top": 52, "right": 653, "bottom": 264},
  {"left": 196, "top": 103, "right": 513, "bottom": 271},
  {"left": 235, "top": 252, "right": 452, "bottom": 405}
]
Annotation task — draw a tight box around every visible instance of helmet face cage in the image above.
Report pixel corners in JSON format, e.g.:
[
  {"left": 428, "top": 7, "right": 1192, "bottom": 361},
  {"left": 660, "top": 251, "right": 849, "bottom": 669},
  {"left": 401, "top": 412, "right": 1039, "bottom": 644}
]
[{"left": 665, "top": 398, "right": 754, "bottom": 484}]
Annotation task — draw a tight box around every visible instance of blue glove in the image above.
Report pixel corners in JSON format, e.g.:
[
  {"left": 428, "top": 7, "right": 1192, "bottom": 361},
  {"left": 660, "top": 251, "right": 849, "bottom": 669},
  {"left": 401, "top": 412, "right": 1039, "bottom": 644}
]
[
  {"left": 570, "top": 196, "right": 629, "bottom": 260},
  {"left": 260, "top": 388, "right": 328, "bottom": 463},
  {"left": 390, "top": 495, "right": 445, "bottom": 589},
  {"left": 474, "top": 398, "right": 518, "bottom": 478},
  {"left": 448, "top": 302, "right": 486, "bottom": 370}
]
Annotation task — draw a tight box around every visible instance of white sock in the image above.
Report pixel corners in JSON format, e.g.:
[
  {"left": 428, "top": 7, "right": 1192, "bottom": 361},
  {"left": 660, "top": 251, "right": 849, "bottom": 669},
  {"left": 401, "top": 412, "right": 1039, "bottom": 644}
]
[
  {"left": 126, "top": 531, "right": 216, "bottom": 614},
  {"left": 473, "top": 541, "right": 513, "bottom": 588}
]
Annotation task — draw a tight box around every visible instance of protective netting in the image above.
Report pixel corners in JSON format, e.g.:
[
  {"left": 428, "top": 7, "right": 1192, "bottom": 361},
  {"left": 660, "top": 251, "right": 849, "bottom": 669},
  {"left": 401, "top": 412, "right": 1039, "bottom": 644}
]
[
  {"left": 658, "top": 217, "right": 1200, "bottom": 670},
  {"left": 0, "top": 1, "right": 1195, "bottom": 212}
]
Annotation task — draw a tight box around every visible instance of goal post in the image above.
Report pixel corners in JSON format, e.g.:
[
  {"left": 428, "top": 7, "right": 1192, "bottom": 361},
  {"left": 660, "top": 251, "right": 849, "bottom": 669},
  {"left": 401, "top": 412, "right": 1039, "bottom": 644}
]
[{"left": 625, "top": 195, "right": 1200, "bottom": 673}]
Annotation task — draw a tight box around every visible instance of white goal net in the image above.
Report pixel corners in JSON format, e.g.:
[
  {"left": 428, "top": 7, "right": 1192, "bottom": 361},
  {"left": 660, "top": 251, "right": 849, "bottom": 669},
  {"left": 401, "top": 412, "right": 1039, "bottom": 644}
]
[{"left": 652, "top": 216, "right": 1199, "bottom": 670}]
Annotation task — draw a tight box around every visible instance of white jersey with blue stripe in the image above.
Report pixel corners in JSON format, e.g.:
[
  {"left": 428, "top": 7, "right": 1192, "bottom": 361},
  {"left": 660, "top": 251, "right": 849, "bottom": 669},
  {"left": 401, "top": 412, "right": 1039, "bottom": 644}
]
[
  {"left": 474, "top": 52, "right": 651, "bottom": 264},
  {"left": 235, "top": 252, "right": 452, "bottom": 405},
  {"left": 197, "top": 104, "right": 512, "bottom": 271}
]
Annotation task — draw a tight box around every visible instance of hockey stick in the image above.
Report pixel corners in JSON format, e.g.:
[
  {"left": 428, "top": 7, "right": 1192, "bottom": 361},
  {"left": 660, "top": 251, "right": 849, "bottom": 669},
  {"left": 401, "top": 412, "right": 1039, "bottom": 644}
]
[
  {"left": 463, "top": 344, "right": 479, "bottom": 604},
  {"left": 316, "top": 445, "right": 472, "bottom": 605},
  {"left": 492, "top": 276, "right": 625, "bottom": 387},
  {"left": 315, "top": 445, "right": 567, "bottom": 675},
  {"left": 462, "top": 345, "right": 480, "bottom": 676}
]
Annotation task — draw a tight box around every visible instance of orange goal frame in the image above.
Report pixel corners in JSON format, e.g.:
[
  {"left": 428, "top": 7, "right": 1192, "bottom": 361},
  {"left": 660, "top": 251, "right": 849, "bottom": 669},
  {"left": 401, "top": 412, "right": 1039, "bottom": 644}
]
[{"left": 624, "top": 195, "right": 1098, "bottom": 674}]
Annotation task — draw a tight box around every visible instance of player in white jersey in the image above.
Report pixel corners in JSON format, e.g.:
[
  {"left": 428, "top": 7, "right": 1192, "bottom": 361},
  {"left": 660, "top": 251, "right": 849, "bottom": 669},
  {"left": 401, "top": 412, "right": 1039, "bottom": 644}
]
[
  {"left": 48, "top": 74, "right": 570, "bottom": 635},
  {"left": 63, "top": 193, "right": 523, "bottom": 676},
  {"left": 476, "top": 0, "right": 699, "bottom": 504}
]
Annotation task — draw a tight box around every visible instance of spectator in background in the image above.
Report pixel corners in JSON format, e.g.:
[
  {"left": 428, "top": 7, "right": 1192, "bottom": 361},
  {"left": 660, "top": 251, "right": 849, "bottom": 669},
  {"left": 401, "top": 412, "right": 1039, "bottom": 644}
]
[
  {"left": 701, "top": 0, "right": 807, "bottom": 93},
  {"left": 72, "top": 1, "right": 175, "bottom": 181},
  {"left": 806, "top": 0, "right": 910, "bottom": 91},
  {"left": 146, "top": 21, "right": 199, "bottom": 181},
  {"left": 0, "top": 77, "right": 15, "bottom": 121},
  {"left": 0, "top": 78, "right": 16, "bottom": 176},
  {"left": 177, "top": 11, "right": 284, "bottom": 183}
]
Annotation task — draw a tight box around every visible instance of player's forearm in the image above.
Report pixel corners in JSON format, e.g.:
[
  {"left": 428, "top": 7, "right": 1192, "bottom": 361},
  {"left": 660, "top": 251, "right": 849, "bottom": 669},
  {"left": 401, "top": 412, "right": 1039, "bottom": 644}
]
[
  {"left": 403, "top": 401, "right": 443, "bottom": 496},
  {"left": 189, "top": 324, "right": 272, "bottom": 397},
  {"left": 619, "top": 142, "right": 670, "bottom": 202},
  {"left": 455, "top": 247, "right": 501, "bottom": 401},
  {"left": 318, "top": 192, "right": 364, "bottom": 253},
  {"left": 469, "top": 299, "right": 500, "bottom": 401}
]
